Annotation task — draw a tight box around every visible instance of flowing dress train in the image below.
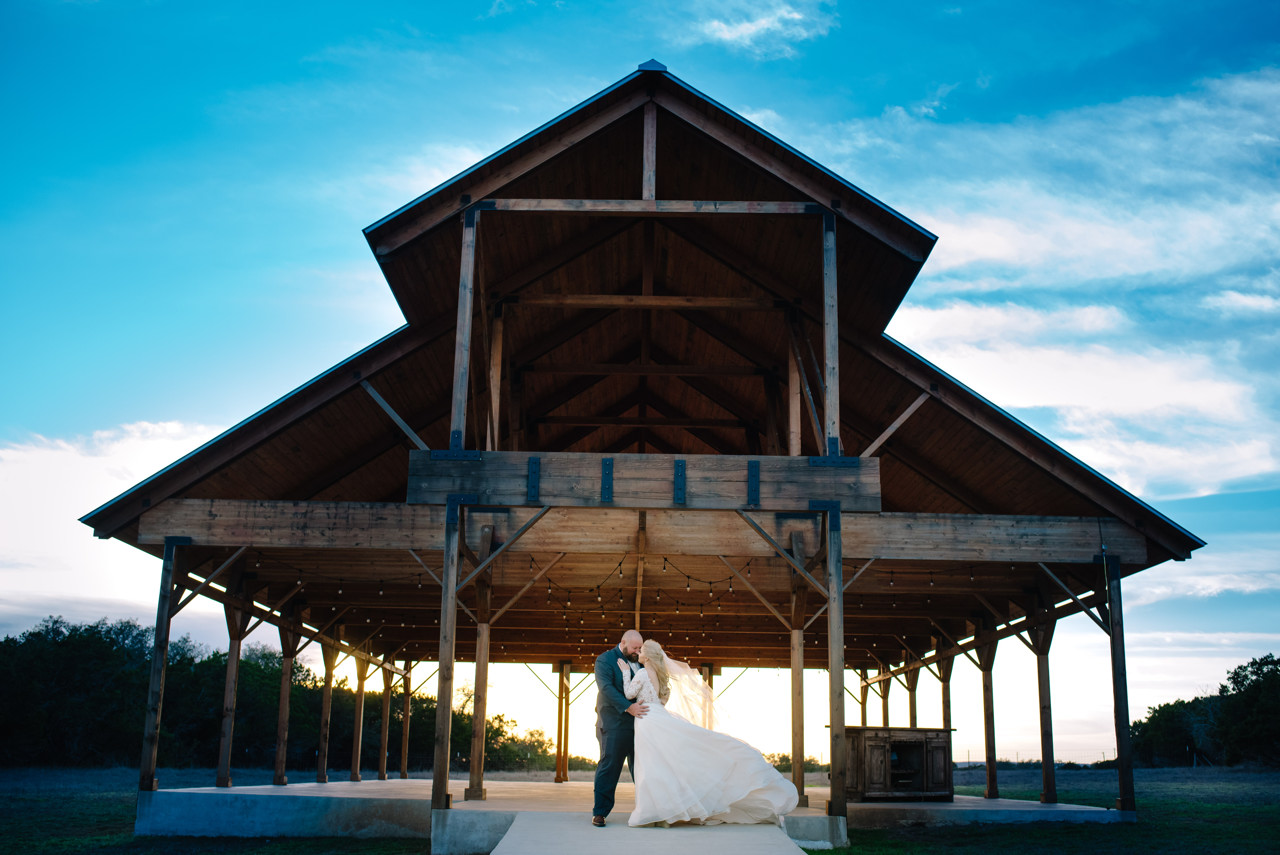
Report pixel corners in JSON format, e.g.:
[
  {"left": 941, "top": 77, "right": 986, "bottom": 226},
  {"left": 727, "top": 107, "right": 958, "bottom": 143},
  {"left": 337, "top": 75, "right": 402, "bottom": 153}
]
[{"left": 622, "top": 664, "right": 799, "bottom": 826}]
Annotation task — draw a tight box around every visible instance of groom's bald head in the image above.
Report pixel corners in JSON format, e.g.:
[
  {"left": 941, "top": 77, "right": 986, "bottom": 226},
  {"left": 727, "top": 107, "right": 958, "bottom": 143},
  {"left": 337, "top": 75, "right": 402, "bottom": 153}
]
[{"left": 619, "top": 629, "right": 643, "bottom": 660}]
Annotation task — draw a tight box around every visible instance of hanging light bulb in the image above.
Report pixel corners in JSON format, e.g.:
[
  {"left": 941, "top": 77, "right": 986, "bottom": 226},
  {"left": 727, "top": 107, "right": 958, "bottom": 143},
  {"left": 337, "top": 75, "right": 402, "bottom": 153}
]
[
  {"left": 685, "top": 577, "right": 690, "bottom": 592},
  {"left": 728, "top": 580, "right": 734, "bottom": 594},
  {"left": 597, "top": 589, "right": 602, "bottom": 602},
  {"left": 379, "top": 581, "right": 384, "bottom": 596},
  {"left": 418, "top": 574, "right": 423, "bottom": 589},
  {"left": 338, "top": 579, "right": 343, "bottom": 595}
]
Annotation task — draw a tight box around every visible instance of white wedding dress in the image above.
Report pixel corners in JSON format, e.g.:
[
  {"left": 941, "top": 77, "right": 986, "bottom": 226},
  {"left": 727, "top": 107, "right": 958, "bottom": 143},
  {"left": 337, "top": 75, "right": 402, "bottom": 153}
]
[{"left": 621, "top": 663, "right": 799, "bottom": 827}]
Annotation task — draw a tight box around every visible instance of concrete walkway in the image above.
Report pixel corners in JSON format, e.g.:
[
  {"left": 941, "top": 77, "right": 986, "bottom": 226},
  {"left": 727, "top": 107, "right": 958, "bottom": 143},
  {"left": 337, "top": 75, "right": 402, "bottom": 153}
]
[{"left": 490, "top": 812, "right": 805, "bottom": 855}]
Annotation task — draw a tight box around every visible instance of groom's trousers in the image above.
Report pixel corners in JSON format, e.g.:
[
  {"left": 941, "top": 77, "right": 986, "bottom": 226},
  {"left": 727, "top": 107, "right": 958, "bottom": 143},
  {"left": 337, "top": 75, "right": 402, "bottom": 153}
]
[{"left": 592, "top": 722, "right": 635, "bottom": 817}]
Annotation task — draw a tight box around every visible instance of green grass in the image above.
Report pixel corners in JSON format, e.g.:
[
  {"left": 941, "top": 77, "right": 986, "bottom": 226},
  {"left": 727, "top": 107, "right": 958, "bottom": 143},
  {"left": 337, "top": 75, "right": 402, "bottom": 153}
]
[
  {"left": 808, "top": 767, "right": 1280, "bottom": 854},
  {"left": 1, "top": 766, "right": 1277, "bottom": 854}
]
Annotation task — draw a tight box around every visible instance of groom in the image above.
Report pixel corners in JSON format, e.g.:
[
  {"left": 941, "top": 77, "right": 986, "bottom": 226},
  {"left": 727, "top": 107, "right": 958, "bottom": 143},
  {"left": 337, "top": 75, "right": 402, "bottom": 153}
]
[{"left": 591, "top": 629, "right": 648, "bottom": 827}]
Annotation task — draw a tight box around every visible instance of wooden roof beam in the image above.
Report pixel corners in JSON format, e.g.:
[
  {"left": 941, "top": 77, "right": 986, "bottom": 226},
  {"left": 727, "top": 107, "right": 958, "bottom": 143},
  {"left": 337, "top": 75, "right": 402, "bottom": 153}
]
[
  {"left": 650, "top": 89, "right": 934, "bottom": 263},
  {"left": 367, "top": 90, "right": 651, "bottom": 257}
]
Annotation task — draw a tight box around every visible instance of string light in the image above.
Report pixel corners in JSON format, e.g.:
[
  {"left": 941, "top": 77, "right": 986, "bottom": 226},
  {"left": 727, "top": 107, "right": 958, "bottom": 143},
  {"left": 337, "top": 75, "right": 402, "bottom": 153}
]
[
  {"left": 338, "top": 579, "right": 343, "bottom": 595},
  {"left": 379, "top": 581, "right": 384, "bottom": 596},
  {"left": 418, "top": 574, "right": 423, "bottom": 589}
]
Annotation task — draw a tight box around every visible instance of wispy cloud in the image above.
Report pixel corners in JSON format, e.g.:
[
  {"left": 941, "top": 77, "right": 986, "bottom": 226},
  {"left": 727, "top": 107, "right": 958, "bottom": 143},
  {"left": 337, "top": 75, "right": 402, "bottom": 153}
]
[
  {"left": 1, "top": 423, "right": 221, "bottom": 605},
  {"left": 658, "top": 0, "right": 838, "bottom": 58}
]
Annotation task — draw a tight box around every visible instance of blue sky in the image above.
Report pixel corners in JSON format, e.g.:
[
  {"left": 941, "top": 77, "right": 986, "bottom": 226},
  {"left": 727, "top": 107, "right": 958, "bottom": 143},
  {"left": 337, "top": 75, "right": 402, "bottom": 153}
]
[{"left": 2, "top": 0, "right": 1278, "bottom": 763}]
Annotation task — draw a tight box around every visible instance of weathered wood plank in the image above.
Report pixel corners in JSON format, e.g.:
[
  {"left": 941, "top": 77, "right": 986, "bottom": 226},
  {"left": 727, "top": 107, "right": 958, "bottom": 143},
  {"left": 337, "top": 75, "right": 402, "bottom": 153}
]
[
  {"left": 139, "top": 500, "right": 1144, "bottom": 564},
  {"left": 510, "top": 294, "right": 784, "bottom": 311},
  {"left": 407, "top": 451, "right": 881, "bottom": 512},
  {"left": 483, "top": 199, "right": 821, "bottom": 215}
]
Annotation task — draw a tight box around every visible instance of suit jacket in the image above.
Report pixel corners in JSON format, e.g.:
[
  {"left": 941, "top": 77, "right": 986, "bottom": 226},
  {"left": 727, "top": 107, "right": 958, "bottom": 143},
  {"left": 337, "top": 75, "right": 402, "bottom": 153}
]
[{"left": 595, "top": 645, "right": 637, "bottom": 731}]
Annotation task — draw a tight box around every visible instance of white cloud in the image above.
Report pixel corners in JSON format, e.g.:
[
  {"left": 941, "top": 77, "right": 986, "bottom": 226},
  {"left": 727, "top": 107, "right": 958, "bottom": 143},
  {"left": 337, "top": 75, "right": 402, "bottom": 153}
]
[
  {"left": 1126, "top": 536, "right": 1280, "bottom": 605},
  {"left": 1202, "top": 289, "right": 1280, "bottom": 316},
  {"left": 659, "top": 0, "right": 838, "bottom": 58},
  {"left": 0, "top": 422, "right": 222, "bottom": 608},
  {"left": 801, "top": 68, "right": 1280, "bottom": 292}
]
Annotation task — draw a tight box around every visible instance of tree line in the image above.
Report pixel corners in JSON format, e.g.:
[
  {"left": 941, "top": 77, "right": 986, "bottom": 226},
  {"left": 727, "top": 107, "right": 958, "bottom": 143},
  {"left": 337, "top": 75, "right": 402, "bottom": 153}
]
[
  {"left": 1130, "top": 652, "right": 1279, "bottom": 767},
  {"left": 0, "top": 617, "right": 584, "bottom": 772},
  {"left": 3, "top": 617, "right": 1275, "bottom": 770}
]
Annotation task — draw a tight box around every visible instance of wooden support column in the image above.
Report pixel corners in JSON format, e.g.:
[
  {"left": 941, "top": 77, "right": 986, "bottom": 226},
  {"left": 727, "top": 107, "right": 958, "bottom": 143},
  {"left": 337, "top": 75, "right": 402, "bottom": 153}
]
[
  {"left": 432, "top": 508, "right": 461, "bottom": 807},
  {"left": 879, "top": 667, "right": 891, "bottom": 726},
  {"left": 467, "top": 533, "right": 494, "bottom": 801},
  {"left": 787, "top": 343, "right": 802, "bottom": 456},
  {"left": 351, "top": 650, "right": 371, "bottom": 782},
  {"left": 821, "top": 211, "right": 840, "bottom": 456},
  {"left": 789, "top": 546, "right": 809, "bottom": 807},
  {"left": 634, "top": 512, "right": 646, "bottom": 631},
  {"left": 858, "top": 669, "right": 869, "bottom": 727},
  {"left": 554, "top": 660, "right": 571, "bottom": 782},
  {"left": 273, "top": 614, "right": 300, "bottom": 786},
  {"left": 378, "top": 665, "right": 394, "bottom": 780},
  {"left": 977, "top": 632, "right": 999, "bottom": 799},
  {"left": 1105, "top": 555, "right": 1137, "bottom": 812},
  {"left": 642, "top": 101, "right": 657, "bottom": 200},
  {"left": 400, "top": 661, "right": 413, "bottom": 779},
  {"left": 825, "top": 507, "right": 847, "bottom": 817},
  {"left": 487, "top": 307, "right": 504, "bottom": 452},
  {"left": 432, "top": 204, "right": 478, "bottom": 810},
  {"left": 316, "top": 631, "right": 340, "bottom": 783},
  {"left": 938, "top": 654, "right": 955, "bottom": 734},
  {"left": 216, "top": 597, "right": 251, "bottom": 788},
  {"left": 905, "top": 666, "right": 920, "bottom": 729},
  {"left": 1030, "top": 614, "right": 1057, "bottom": 803},
  {"left": 138, "top": 535, "right": 189, "bottom": 791}
]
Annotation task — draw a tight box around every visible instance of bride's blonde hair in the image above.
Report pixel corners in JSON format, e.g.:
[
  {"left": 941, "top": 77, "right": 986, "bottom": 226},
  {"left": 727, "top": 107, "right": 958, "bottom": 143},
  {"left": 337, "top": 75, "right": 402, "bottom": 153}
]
[{"left": 641, "top": 639, "right": 671, "bottom": 703}]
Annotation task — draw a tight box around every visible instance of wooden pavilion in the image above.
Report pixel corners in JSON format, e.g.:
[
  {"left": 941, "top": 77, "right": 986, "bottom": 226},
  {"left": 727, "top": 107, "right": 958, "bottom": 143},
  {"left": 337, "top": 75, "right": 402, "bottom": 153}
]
[{"left": 82, "top": 60, "right": 1202, "bottom": 822}]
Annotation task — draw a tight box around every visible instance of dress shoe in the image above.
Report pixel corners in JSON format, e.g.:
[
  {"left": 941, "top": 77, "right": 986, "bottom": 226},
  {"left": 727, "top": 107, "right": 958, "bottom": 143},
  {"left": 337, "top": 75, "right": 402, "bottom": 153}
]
[{"left": 592, "top": 815, "right": 606, "bottom": 827}]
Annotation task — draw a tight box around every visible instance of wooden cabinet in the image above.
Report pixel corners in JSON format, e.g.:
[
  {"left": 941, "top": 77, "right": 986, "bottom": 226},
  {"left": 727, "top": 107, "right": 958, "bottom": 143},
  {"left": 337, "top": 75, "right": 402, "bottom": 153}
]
[{"left": 846, "top": 726, "right": 953, "bottom": 801}]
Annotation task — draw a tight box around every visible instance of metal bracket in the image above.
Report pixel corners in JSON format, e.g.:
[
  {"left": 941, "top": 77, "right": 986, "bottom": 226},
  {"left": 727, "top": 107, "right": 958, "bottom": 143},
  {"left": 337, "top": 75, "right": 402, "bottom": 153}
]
[
  {"left": 445, "top": 494, "right": 479, "bottom": 524},
  {"left": 807, "top": 456, "right": 859, "bottom": 468},
  {"left": 827, "top": 436, "right": 842, "bottom": 457},
  {"left": 527, "top": 456, "right": 541, "bottom": 502},
  {"left": 601, "top": 457, "right": 614, "bottom": 503},
  {"left": 808, "top": 500, "right": 841, "bottom": 513},
  {"left": 673, "top": 459, "right": 687, "bottom": 505},
  {"left": 431, "top": 449, "right": 483, "bottom": 460},
  {"left": 746, "top": 460, "right": 760, "bottom": 506}
]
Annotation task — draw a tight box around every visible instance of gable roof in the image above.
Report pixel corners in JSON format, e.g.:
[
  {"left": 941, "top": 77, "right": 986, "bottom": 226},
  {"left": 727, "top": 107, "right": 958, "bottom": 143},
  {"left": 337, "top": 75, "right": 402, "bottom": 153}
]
[{"left": 81, "top": 62, "right": 1201, "bottom": 670}]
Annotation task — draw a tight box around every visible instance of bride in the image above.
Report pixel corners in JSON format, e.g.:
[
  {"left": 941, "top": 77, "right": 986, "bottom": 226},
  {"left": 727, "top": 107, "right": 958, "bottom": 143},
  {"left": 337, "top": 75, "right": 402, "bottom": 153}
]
[{"left": 618, "top": 639, "right": 799, "bottom": 827}]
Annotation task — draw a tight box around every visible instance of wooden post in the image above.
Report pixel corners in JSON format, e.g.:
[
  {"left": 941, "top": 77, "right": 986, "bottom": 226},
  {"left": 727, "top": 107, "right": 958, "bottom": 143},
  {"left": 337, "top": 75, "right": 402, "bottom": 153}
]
[
  {"left": 859, "top": 669, "right": 869, "bottom": 727},
  {"left": 466, "top": 553, "right": 493, "bottom": 801},
  {"left": 880, "top": 667, "right": 891, "bottom": 726},
  {"left": 641, "top": 101, "right": 657, "bottom": 200},
  {"left": 1105, "top": 555, "right": 1137, "bottom": 811},
  {"left": 487, "top": 307, "right": 504, "bottom": 452},
  {"left": 432, "top": 203, "right": 478, "bottom": 811},
  {"left": 138, "top": 536, "right": 188, "bottom": 791},
  {"left": 1031, "top": 616, "right": 1058, "bottom": 803},
  {"left": 317, "top": 635, "right": 340, "bottom": 783},
  {"left": 825, "top": 508, "right": 847, "bottom": 817},
  {"left": 351, "top": 650, "right": 371, "bottom": 782},
  {"left": 378, "top": 665, "right": 393, "bottom": 780},
  {"left": 789, "top": 552, "right": 809, "bottom": 807},
  {"left": 821, "top": 211, "right": 840, "bottom": 456},
  {"left": 216, "top": 598, "right": 250, "bottom": 788},
  {"left": 787, "top": 335, "right": 802, "bottom": 456},
  {"left": 554, "top": 660, "right": 571, "bottom": 782},
  {"left": 905, "top": 666, "right": 920, "bottom": 729},
  {"left": 938, "top": 654, "right": 955, "bottom": 734},
  {"left": 977, "top": 632, "right": 999, "bottom": 799},
  {"left": 273, "top": 615, "right": 300, "bottom": 786},
  {"left": 634, "top": 512, "right": 646, "bottom": 631},
  {"left": 400, "top": 661, "right": 413, "bottom": 779}
]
